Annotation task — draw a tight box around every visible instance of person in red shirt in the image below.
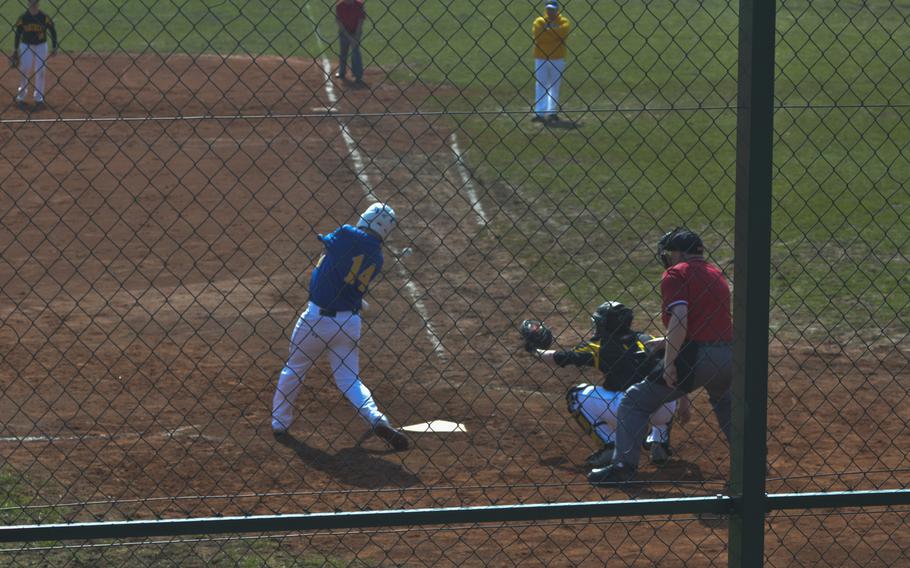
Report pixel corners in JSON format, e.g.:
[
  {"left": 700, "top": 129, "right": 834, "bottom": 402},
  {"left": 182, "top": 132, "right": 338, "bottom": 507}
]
[
  {"left": 588, "top": 228, "right": 733, "bottom": 485},
  {"left": 335, "top": 0, "right": 366, "bottom": 83}
]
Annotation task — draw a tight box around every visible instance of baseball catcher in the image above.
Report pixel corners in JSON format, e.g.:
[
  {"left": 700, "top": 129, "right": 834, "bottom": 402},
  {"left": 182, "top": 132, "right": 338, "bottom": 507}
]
[{"left": 522, "top": 301, "right": 679, "bottom": 468}]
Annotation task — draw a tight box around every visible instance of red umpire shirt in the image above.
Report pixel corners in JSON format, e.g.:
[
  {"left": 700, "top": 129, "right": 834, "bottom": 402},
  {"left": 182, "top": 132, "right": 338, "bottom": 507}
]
[
  {"left": 336, "top": 0, "right": 366, "bottom": 34},
  {"left": 660, "top": 258, "right": 733, "bottom": 342}
]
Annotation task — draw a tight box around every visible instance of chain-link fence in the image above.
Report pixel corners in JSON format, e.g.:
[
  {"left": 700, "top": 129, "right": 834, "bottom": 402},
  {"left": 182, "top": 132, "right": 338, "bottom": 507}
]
[{"left": 0, "top": 0, "right": 907, "bottom": 566}]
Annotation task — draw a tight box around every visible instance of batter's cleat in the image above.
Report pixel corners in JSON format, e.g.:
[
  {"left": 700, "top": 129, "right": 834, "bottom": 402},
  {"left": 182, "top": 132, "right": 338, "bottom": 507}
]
[
  {"left": 272, "top": 428, "right": 291, "bottom": 441},
  {"left": 547, "top": 114, "right": 560, "bottom": 123},
  {"left": 584, "top": 443, "right": 615, "bottom": 468},
  {"left": 374, "top": 423, "right": 410, "bottom": 451},
  {"left": 650, "top": 442, "right": 672, "bottom": 466},
  {"left": 588, "top": 463, "right": 635, "bottom": 486},
  {"left": 531, "top": 115, "right": 545, "bottom": 123},
  {"left": 32, "top": 101, "right": 45, "bottom": 111},
  {"left": 15, "top": 99, "right": 27, "bottom": 111}
]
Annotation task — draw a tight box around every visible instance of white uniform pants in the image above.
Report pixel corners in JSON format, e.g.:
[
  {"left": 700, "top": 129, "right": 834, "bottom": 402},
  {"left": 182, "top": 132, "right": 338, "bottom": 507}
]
[
  {"left": 271, "top": 302, "right": 387, "bottom": 432},
  {"left": 17, "top": 43, "right": 48, "bottom": 103},
  {"left": 534, "top": 58, "right": 564, "bottom": 117},
  {"left": 568, "top": 384, "right": 676, "bottom": 446}
]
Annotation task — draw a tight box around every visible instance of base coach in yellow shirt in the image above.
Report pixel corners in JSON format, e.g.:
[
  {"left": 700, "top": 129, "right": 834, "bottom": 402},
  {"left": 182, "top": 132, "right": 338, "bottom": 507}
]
[{"left": 531, "top": 0, "right": 570, "bottom": 123}]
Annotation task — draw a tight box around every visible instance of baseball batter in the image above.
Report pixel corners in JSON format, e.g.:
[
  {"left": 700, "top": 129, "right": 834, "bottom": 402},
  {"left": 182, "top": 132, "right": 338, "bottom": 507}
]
[
  {"left": 525, "top": 301, "right": 677, "bottom": 468},
  {"left": 11, "top": 0, "right": 57, "bottom": 109},
  {"left": 271, "top": 203, "right": 409, "bottom": 451}
]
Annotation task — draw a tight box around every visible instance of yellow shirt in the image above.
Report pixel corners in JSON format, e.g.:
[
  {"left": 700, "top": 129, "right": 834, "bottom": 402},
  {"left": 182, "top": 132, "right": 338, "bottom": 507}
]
[{"left": 532, "top": 14, "right": 570, "bottom": 60}]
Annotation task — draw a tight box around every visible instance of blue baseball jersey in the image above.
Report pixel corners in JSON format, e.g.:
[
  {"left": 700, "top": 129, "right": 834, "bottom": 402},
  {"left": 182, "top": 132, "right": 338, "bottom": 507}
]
[{"left": 308, "top": 225, "right": 384, "bottom": 312}]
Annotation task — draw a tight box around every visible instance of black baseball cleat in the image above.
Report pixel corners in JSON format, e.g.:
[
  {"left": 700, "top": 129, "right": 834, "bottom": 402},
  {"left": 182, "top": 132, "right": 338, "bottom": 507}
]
[
  {"left": 588, "top": 463, "right": 635, "bottom": 486},
  {"left": 272, "top": 428, "right": 292, "bottom": 442},
  {"left": 375, "top": 423, "right": 410, "bottom": 451},
  {"left": 531, "top": 115, "right": 545, "bottom": 123}
]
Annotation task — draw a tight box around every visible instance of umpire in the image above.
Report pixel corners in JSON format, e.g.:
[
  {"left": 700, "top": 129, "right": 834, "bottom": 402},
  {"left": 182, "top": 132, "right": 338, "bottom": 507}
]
[{"left": 588, "top": 228, "right": 733, "bottom": 484}]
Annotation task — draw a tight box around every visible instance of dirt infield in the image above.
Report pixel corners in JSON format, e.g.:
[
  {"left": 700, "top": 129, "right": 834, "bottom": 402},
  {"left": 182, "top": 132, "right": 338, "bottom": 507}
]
[{"left": 0, "top": 53, "right": 907, "bottom": 566}]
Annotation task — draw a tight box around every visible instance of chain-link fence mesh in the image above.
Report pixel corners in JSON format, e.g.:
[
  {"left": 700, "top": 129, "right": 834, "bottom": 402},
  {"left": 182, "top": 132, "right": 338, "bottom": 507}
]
[
  {"left": 0, "top": 0, "right": 907, "bottom": 565},
  {"left": 0, "top": 517, "right": 729, "bottom": 567},
  {"left": 769, "top": 0, "right": 910, "bottom": 502}
]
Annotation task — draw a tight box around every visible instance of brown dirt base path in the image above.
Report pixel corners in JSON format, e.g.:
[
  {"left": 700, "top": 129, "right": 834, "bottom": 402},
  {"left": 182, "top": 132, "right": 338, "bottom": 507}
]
[{"left": 0, "top": 53, "right": 907, "bottom": 566}]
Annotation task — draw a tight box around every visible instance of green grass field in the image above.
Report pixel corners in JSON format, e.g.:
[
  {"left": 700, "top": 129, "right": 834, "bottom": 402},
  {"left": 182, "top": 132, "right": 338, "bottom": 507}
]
[
  {"left": 0, "top": 466, "right": 68, "bottom": 526},
  {"left": 1, "top": 0, "right": 906, "bottom": 341},
  {"left": 0, "top": 467, "right": 363, "bottom": 565}
]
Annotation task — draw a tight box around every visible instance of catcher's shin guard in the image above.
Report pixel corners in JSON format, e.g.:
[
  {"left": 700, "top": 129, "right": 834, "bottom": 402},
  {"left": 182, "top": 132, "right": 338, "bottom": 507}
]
[{"left": 566, "top": 384, "right": 608, "bottom": 444}]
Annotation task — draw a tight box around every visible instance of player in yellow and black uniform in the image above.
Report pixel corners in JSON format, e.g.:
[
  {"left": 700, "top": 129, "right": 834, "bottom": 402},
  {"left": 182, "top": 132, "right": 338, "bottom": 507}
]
[
  {"left": 529, "top": 301, "right": 679, "bottom": 468},
  {"left": 11, "top": 0, "right": 58, "bottom": 109},
  {"left": 531, "top": 0, "right": 570, "bottom": 122}
]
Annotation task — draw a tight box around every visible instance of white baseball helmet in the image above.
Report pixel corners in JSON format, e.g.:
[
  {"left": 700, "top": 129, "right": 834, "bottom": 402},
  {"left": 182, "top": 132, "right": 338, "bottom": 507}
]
[{"left": 356, "top": 203, "right": 397, "bottom": 240}]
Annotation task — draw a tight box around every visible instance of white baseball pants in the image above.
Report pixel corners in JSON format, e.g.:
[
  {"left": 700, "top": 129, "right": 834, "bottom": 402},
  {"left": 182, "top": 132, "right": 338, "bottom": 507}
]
[
  {"left": 16, "top": 42, "right": 49, "bottom": 103},
  {"left": 534, "top": 58, "right": 564, "bottom": 118},
  {"left": 271, "top": 302, "right": 387, "bottom": 432},
  {"left": 568, "top": 384, "right": 676, "bottom": 445}
]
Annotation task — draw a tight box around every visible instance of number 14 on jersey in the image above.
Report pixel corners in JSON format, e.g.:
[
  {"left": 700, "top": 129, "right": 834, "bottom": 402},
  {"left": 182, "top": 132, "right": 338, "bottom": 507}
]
[{"left": 344, "top": 255, "right": 376, "bottom": 292}]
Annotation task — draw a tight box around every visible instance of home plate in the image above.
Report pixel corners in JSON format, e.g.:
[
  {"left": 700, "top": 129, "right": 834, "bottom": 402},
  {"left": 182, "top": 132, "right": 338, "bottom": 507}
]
[{"left": 402, "top": 420, "right": 467, "bottom": 433}]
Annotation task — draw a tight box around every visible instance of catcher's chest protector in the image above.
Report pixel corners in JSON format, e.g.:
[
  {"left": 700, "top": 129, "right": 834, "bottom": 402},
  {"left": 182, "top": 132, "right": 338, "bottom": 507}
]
[{"left": 597, "top": 336, "right": 652, "bottom": 392}]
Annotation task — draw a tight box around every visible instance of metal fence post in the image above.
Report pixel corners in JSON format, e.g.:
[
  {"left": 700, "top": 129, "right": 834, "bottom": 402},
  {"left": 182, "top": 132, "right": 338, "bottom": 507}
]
[{"left": 730, "top": 0, "right": 776, "bottom": 566}]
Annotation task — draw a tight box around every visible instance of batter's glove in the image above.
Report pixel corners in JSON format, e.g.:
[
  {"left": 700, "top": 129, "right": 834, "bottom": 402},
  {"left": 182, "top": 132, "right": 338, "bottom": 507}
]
[{"left": 520, "top": 319, "right": 553, "bottom": 352}]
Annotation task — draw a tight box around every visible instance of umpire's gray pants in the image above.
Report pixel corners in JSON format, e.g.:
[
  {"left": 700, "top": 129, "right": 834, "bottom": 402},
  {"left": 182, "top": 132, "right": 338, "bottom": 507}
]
[{"left": 611, "top": 343, "right": 733, "bottom": 469}]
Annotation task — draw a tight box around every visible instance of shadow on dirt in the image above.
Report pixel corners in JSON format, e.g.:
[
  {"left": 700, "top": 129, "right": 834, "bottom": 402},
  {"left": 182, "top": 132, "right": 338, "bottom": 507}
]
[{"left": 274, "top": 431, "right": 421, "bottom": 489}]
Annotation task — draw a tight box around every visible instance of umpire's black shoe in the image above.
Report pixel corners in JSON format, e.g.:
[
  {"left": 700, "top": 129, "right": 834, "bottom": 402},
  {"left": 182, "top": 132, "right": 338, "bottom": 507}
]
[
  {"left": 584, "top": 443, "right": 615, "bottom": 468},
  {"left": 650, "top": 442, "right": 672, "bottom": 466},
  {"left": 588, "top": 463, "right": 635, "bottom": 486},
  {"left": 375, "top": 423, "right": 410, "bottom": 451}
]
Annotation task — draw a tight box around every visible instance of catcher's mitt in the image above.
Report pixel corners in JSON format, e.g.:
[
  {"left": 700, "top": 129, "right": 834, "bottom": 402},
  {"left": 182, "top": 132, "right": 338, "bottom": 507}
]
[{"left": 520, "top": 319, "right": 553, "bottom": 352}]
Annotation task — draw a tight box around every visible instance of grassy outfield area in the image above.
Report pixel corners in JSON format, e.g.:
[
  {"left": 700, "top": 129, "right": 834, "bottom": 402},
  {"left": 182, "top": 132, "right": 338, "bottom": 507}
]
[
  {"left": 369, "top": 0, "right": 910, "bottom": 342},
  {"left": 0, "top": 0, "right": 906, "bottom": 340}
]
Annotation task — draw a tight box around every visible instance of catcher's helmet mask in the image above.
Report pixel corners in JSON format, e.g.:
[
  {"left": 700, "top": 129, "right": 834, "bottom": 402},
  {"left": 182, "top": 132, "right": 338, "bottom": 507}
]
[
  {"left": 591, "top": 301, "right": 634, "bottom": 340},
  {"left": 658, "top": 227, "right": 704, "bottom": 268}
]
